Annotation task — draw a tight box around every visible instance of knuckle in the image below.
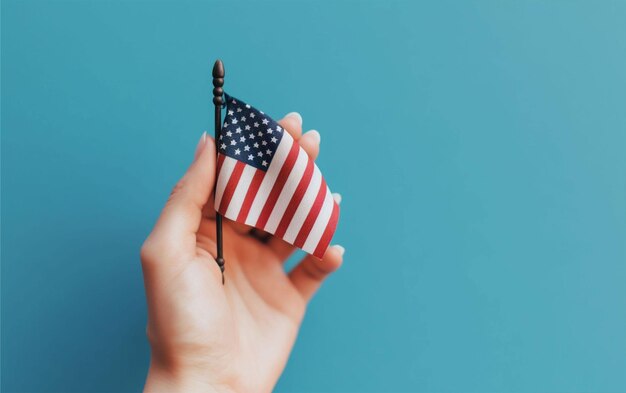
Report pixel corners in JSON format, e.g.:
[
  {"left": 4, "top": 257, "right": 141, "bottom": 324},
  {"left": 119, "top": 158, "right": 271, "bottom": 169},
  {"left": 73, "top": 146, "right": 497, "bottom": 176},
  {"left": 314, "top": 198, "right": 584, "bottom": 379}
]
[
  {"left": 145, "top": 324, "right": 157, "bottom": 347},
  {"left": 140, "top": 237, "right": 160, "bottom": 266},
  {"left": 302, "top": 259, "right": 329, "bottom": 281},
  {"left": 167, "top": 177, "right": 187, "bottom": 204},
  {"left": 301, "top": 254, "right": 342, "bottom": 281}
]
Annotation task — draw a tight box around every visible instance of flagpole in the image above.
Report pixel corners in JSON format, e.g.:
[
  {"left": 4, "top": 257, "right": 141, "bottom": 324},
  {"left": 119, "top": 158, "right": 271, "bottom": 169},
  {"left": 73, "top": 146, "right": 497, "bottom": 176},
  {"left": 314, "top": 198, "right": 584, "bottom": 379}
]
[{"left": 212, "top": 59, "right": 226, "bottom": 284}]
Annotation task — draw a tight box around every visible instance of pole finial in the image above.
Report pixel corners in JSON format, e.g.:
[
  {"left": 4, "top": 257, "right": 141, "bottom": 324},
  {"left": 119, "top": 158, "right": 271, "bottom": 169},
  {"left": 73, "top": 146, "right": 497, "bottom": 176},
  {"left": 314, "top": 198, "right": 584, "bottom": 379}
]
[
  {"left": 212, "top": 59, "right": 225, "bottom": 77},
  {"left": 212, "top": 60, "right": 225, "bottom": 107}
]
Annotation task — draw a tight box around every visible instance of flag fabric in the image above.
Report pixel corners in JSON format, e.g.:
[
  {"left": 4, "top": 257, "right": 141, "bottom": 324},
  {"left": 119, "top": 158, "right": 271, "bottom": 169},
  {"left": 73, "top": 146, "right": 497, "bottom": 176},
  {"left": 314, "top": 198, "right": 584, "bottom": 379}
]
[{"left": 214, "top": 94, "right": 339, "bottom": 259}]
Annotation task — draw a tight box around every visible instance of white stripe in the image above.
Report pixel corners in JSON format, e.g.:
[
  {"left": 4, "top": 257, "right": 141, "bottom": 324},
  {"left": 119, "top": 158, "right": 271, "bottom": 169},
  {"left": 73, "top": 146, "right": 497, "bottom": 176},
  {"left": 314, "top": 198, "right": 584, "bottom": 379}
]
[
  {"left": 263, "top": 148, "right": 309, "bottom": 234},
  {"left": 224, "top": 164, "right": 257, "bottom": 220},
  {"left": 301, "top": 186, "right": 334, "bottom": 254},
  {"left": 214, "top": 156, "right": 237, "bottom": 210},
  {"left": 244, "top": 134, "right": 294, "bottom": 226},
  {"left": 283, "top": 165, "right": 322, "bottom": 243}
]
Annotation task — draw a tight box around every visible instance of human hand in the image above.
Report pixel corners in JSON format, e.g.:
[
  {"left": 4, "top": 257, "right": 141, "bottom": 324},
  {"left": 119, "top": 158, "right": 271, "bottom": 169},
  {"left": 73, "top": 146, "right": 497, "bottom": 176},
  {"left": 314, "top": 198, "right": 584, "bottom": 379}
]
[{"left": 140, "top": 113, "right": 344, "bottom": 393}]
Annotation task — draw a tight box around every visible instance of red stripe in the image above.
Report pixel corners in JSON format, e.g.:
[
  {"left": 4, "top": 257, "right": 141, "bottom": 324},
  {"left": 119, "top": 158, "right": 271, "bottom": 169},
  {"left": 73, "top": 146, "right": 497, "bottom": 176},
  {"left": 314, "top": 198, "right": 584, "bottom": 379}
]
[
  {"left": 255, "top": 141, "right": 300, "bottom": 229},
  {"left": 293, "top": 178, "right": 327, "bottom": 249},
  {"left": 312, "top": 201, "right": 340, "bottom": 258},
  {"left": 273, "top": 158, "right": 315, "bottom": 239},
  {"left": 218, "top": 161, "right": 246, "bottom": 214},
  {"left": 216, "top": 153, "right": 226, "bottom": 175},
  {"left": 236, "top": 170, "right": 265, "bottom": 222}
]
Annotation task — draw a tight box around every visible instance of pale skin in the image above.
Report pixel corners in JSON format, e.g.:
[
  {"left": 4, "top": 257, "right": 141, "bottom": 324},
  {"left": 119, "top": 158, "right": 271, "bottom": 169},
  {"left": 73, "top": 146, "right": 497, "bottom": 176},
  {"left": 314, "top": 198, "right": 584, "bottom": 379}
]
[{"left": 140, "top": 112, "right": 344, "bottom": 393}]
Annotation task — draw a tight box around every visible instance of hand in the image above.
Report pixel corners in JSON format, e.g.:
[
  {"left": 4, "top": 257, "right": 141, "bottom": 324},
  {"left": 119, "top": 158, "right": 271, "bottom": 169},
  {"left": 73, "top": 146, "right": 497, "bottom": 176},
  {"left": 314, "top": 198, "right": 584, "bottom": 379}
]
[{"left": 140, "top": 113, "right": 344, "bottom": 393}]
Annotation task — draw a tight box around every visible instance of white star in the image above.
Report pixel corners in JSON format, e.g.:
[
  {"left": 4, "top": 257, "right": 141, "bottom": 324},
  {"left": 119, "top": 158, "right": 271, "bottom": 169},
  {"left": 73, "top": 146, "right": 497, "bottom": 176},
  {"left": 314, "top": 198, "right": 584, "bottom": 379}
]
[
  {"left": 276, "top": 125, "right": 282, "bottom": 131},
  {"left": 245, "top": 104, "right": 251, "bottom": 109},
  {"left": 254, "top": 122, "right": 259, "bottom": 127},
  {"left": 231, "top": 118, "right": 238, "bottom": 124},
  {"left": 262, "top": 160, "right": 268, "bottom": 167},
  {"left": 245, "top": 125, "right": 251, "bottom": 130},
  {"left": 249, "top": 133, "right": 255, "bottom": 139},
  {"left": 262, "top": 118, "right": 269, "bottom": 125},
  {"left": 271, "top": 137, "right": 278, "bottom": 143},
  {"left": 234, "top": 148, "right": 241, "bottom": 155},
  {"left": 230, "top": 140, "right": 236, "bottom": 146},
  {"left": 253, "top": 142, "right": 259, "bottom": 148},
  {"left": 241, "top": 116, "right": 246, "bottom": 122},
  {"left": 267, "top": 127, "right": 273, "bottom": 134},
  {"left": 249, "top": 112, "right": 255, "bottom": 118},
  {"left": 257, "top": 131, "right": 263, "bottom": 137},
  {"left": 239, "top": 136, "right": 246, "bottom": 142},
  {"left": 266, "top": 149, "right": 272, "bottom": 155},
  {"left": 248, "top": 154, "right": 254, "bottom": 160},
  {"left": 236, "top": 107, "right": 242, "bottom": 112},
  {"left": 257, "top": 151, "right": 263, "bottom": 157},
  {"left": 236, "top": 127, "right": 242, "bottom": 133},
  {"left": 231, "top": 99, "right": 237, "bottom": 104},
  {"left": 262, "top": 140, "right": 267, "bottom": 146},
  {"left": 244, "top": 145, "right": 250, "bottom": 151},
  {"left": 220, "top": 143, "right": 226, "bottom": 149},
  {"left": 228, "top": 110, "right": 234, "bottom": 116},
  {"left": 226, "top": 130, "right": 232, "bottom": 137}
]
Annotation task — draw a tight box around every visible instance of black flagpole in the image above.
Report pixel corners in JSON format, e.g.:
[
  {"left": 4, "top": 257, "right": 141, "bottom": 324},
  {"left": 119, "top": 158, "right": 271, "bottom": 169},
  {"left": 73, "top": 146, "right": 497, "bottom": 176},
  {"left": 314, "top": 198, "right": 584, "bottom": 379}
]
[{"left": 212, "top": 59, "right": 225, "bottom": 284}]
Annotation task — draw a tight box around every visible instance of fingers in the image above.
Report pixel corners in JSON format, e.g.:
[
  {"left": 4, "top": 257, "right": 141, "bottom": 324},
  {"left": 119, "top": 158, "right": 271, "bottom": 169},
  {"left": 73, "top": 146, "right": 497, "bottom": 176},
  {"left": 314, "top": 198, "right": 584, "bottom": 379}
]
[
  {"left": 299, "top": 130, "right": 320, "bottom": 160},
  {"left": 143, "top": 133, "right": 216, "bottom": 261},
  {"left": 279, "top": 112, "right": 319, "bottom": 159},
  {"left": 289, "top": 245, "right": 345, "bottom": 302},
  {"left": 278, "top": 112, "right": 303, "bottom": 140}
]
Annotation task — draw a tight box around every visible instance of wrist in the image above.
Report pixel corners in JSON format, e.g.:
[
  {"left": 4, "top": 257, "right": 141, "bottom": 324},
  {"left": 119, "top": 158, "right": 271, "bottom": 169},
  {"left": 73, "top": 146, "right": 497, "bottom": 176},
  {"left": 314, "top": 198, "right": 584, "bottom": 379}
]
[{"left": 144, "top": 359, "right": 236, "bottom": 393}]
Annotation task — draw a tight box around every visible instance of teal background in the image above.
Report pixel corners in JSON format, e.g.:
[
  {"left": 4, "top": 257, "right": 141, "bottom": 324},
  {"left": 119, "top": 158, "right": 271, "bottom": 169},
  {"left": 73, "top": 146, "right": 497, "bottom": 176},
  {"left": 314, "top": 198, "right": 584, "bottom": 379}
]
[{"left": 2, "top": 1, "right": 625, "bottom": 392}]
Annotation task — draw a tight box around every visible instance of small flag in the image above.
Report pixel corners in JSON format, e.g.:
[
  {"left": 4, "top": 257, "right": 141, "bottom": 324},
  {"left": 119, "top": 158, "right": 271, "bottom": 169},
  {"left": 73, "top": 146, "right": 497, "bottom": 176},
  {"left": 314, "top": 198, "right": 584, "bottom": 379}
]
[{"left": 215, "top": 94, "right": 339, "bottom": 259}]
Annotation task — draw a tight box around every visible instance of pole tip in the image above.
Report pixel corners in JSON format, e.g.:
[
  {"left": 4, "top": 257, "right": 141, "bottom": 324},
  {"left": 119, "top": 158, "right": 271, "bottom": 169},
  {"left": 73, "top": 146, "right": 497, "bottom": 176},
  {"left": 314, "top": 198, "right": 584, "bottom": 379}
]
[
  {"left": 212, "top": 60, "right": 225, "bottom": 104},
  {"left": 212, "top": 59, "right": 225, "bottom": 78},
  {"left": 215, "top": 256, "right": 225, "bottom": 285}
]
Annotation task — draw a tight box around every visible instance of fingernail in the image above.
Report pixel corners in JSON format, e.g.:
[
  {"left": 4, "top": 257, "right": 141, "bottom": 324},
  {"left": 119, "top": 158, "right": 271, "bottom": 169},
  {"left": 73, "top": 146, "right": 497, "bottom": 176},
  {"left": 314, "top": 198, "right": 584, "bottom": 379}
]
[
  {"left": 332, "top": 192, "right": 342, "bottom": 205},
  {"left": 333, "top": 244, "right": 345, "bottom": 256},
  {"left": 306, "top": 129, "right": 321, "bottom": 144},
  {"left": 194, "top": 131, "right": 207, "bottom": 160},
  {"left": 285, "top": 112, "right": 302, "bottom": 125}
]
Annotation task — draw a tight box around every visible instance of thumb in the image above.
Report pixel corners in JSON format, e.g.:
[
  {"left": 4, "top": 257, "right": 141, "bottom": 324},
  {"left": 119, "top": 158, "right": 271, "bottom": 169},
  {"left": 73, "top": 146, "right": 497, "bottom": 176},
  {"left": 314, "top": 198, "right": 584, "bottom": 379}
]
[{"left": 143, "top": 132, "right": 216, "bottom": 262}]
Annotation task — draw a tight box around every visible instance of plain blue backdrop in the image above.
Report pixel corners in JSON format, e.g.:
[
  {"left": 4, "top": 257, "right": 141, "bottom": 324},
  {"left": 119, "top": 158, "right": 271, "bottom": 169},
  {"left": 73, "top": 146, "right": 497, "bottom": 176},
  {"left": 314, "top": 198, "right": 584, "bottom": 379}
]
[{"left": 2, "top": 1, "right": 625, "bottom": 392}]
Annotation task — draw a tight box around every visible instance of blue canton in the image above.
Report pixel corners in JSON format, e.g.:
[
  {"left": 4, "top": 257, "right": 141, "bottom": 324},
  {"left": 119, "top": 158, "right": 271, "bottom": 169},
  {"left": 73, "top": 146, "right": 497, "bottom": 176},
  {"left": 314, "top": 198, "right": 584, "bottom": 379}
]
[{"left": 219, "top": 94, "right": 285, "bottom": 171}]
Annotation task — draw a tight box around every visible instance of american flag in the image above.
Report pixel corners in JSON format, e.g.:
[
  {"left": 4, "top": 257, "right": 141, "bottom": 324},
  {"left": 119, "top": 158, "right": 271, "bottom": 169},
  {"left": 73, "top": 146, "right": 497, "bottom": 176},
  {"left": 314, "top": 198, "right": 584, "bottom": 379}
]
[{"left": 214, "top": 94, "right": 339, "bottom": 259}]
